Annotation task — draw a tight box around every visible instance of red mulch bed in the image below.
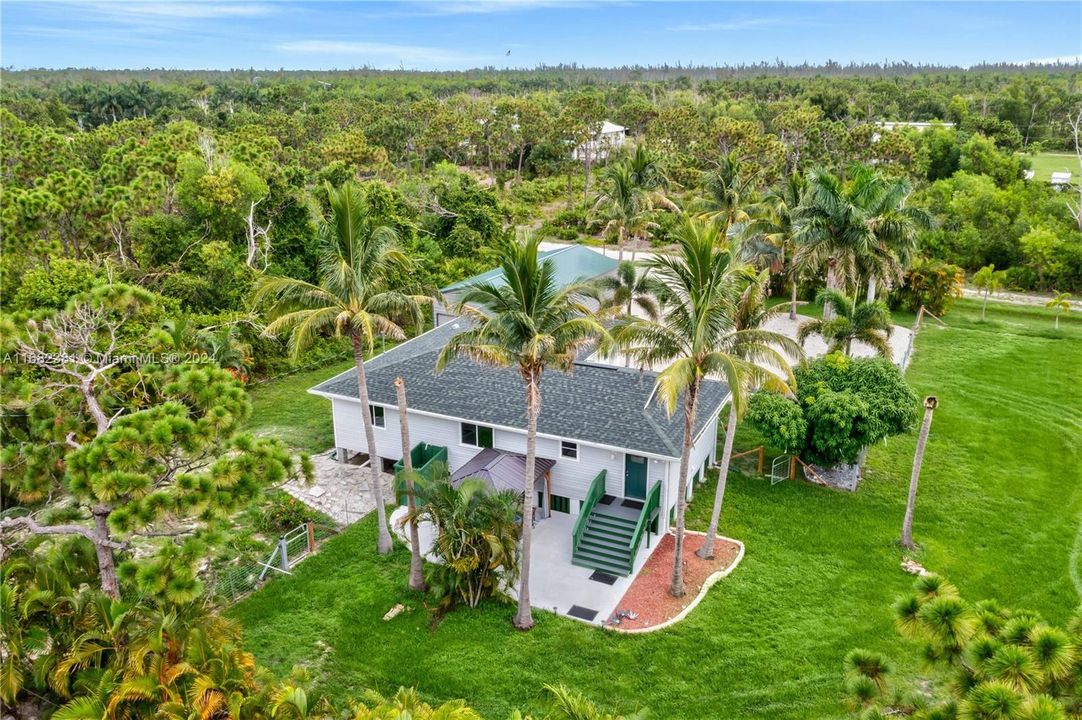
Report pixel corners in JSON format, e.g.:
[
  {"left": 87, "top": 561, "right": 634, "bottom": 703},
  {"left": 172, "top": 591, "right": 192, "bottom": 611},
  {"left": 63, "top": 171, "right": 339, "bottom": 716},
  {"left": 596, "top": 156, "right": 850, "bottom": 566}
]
[{"left": 608, "top": 532, "right": 741, "bottom": 631}]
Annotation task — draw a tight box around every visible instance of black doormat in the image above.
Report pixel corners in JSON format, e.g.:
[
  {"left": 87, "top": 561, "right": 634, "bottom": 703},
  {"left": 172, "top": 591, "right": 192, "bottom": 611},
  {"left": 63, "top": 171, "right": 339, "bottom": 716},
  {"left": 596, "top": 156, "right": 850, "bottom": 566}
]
[
  {"left": 621, "top": 499, "right": 645, "bottom": 510},
  {"left": 567, "top": 605, "right": 599, "bottom": 621},
  {"left": 589, "top": 570, "right": 619, "bottom": 585},
  {"left": 599, "top": 495, "right": 616, "bottom": 505}
]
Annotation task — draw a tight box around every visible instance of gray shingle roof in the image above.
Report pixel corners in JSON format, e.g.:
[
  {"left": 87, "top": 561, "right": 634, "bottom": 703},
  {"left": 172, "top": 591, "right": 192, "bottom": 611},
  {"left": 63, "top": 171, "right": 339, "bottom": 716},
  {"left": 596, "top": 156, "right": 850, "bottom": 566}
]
[{"left": 310, "top": 321, "right": 729, "bottom": 459}]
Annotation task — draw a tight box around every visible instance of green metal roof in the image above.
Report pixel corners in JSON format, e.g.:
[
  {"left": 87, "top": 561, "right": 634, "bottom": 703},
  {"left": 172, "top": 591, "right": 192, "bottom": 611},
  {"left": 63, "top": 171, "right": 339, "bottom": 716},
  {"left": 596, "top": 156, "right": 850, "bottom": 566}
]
[{"left": 441, "top": 244, "right": 618, "bottom": 295}]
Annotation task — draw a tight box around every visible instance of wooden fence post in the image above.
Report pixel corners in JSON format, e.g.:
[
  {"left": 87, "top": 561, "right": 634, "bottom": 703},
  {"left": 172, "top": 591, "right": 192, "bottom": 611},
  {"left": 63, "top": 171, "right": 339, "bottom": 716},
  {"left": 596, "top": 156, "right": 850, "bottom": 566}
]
[
  {"left": 789, "top": 455, "right": 797, "bottom": 481},
  {"left": 306, "top": 521, "right": 316, "bottom": 554},
  {"left": 757, "top": 446, "right": 764, "bottom": 475}
]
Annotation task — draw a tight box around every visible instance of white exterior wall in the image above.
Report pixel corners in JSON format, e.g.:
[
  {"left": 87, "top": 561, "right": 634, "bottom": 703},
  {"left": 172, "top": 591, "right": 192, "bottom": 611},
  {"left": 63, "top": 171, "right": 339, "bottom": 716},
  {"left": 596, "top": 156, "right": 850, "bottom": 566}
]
[
  {"left": 328, "top": 395, "right": 724, "bottom": 521},
  {"left": 330, "top": 397, "right": 669, "bottom": 516}
]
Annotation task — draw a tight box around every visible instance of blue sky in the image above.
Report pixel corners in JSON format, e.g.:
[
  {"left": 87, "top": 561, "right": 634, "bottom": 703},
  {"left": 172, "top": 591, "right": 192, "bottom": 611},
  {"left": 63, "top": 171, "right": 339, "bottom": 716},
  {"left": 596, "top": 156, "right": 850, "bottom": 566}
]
[{"left": 2, "top": 1, "right": 1080, "bottom": 71}]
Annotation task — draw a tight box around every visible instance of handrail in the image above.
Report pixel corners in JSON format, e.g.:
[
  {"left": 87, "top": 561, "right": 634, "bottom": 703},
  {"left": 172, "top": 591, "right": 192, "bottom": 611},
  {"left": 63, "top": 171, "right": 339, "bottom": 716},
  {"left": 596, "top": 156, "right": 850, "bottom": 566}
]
[
  {"left": 572, "top": 469, "right": 606, "bottom": 552},
  {"left": 628, "top": 481, "right": 662, "bottom": 560}
]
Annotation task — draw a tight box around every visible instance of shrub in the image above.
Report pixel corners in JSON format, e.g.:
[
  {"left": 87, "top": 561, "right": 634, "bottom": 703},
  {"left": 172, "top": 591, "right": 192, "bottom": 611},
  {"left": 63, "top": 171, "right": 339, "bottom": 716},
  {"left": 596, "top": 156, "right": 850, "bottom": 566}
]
[
  {"left": 746, "top": 391, "right": 807, "bottom": 453},
  {"left": 12, "top": 258, "right": 102, "bottom": 310},
  {"left": 747, "top": 353, "right": 919, "bottom": 467},
  {"left": 257, "top": 491, "right": 320, "bottom": 535},
  {"left": 891, "top": 257, "right": 964, "bottom": 315}
]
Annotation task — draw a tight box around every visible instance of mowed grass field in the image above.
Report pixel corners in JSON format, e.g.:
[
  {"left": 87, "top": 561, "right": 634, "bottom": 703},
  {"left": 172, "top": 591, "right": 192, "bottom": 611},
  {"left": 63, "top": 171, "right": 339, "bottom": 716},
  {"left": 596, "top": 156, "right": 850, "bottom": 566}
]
[
  {"left": 1027, "top": 151, "right": 1076, "bottom": 182},
  {"left": 233, "top": 299, "right": 1082, "bottom": 719}
]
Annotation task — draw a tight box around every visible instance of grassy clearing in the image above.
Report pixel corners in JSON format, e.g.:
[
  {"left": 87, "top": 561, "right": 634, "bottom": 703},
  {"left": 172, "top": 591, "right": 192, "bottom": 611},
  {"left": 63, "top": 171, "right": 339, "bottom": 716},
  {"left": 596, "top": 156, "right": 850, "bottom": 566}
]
[
  {"left": 246, "top": 359, "right": 354, "bottom": 454},
  {"left": 232, "top": 298, "right": 1081, "bottom": 719},
  {"left": 1026, "top": 151, "right": 1076, "bottom": 182}
]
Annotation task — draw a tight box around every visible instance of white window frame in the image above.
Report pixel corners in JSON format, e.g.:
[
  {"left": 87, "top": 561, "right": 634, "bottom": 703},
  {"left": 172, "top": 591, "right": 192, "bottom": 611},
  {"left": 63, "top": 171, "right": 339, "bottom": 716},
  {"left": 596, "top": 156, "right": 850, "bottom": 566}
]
[
  {"left": 560, "top": 440, "right": 579, "bottom": 460},
  {"left": 370, "top": 405, "right": 385, "bottom": 428}
]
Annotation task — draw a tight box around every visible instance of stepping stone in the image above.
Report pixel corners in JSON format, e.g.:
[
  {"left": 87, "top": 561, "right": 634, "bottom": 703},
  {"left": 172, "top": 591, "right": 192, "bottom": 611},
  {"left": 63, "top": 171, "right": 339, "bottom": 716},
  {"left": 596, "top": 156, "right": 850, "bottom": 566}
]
[
  {"left": 308, "top": 486, "right": 327, "bottom": 498},
  {"left": 567, "top": 605, "right": 599, "bottom": 622},
  {"left": 589, "top": 570, "right": 618, "bottom": 585}
]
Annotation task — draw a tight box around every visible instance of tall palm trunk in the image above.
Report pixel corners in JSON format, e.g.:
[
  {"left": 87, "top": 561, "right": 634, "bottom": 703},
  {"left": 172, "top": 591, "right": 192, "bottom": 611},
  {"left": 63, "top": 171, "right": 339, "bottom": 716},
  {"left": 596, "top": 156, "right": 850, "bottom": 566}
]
[
  {"left": 699, "top": 401, "right": 737, "bottom": 559},
  {"left": 670, "top": 378, "right": 699, "bottom": 597},
  {"left": 866, "top": 276, "right": 877, "bottom": 304},
  {"left": 352, "top": 334, "right": 393, "bottom": 555},
  {"left": 395, "top": 377, "right": 426, "bottom": 591},
  {"left": 823, "top": 257, "right": 838, "bottom": 320},
  {"left": 981, "top": 291, "right": 989, "bottom": 321},
  {"left": 901, "top": 397, "right": 938, "bottom": 550},
  {"left": 514, "top": 368, "right": 540, "bottom": 629},
  {"left": 789, "top": 278, "right": 799, "bottom": 321}
]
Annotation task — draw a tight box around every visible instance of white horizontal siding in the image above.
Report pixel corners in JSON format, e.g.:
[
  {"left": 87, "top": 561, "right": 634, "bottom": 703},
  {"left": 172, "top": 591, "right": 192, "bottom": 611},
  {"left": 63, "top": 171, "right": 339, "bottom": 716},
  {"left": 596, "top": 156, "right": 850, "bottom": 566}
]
[{"left": 330, "top": 397, "right": 685, "bottom": 517}]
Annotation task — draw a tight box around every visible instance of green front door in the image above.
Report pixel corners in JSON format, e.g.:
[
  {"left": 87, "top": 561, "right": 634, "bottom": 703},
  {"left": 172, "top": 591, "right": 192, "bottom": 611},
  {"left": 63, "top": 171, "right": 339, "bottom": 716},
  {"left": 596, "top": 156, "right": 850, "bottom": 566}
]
[{"left": 624, "top": 454, "right": 648, "bottom": 499}]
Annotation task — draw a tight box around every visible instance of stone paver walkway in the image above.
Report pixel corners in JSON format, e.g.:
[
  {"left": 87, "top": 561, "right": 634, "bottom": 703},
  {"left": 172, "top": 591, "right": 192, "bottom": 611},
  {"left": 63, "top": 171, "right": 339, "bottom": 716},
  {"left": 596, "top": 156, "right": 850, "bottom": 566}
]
[{"left": 282, "top": 450, "right": 395, "bottom": 526}]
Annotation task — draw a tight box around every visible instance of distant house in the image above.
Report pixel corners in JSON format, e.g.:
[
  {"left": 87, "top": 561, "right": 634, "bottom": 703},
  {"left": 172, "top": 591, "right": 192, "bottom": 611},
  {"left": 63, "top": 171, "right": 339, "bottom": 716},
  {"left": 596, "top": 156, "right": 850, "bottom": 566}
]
[
  {"left": 875, "top": 121, "right": 956, "bottom": 132},
  {"left": 433, "top": 244, "right": 618, "bottom": 327},
  {"left": 573, "top": 120, "right": 627, "bottom": 162}
]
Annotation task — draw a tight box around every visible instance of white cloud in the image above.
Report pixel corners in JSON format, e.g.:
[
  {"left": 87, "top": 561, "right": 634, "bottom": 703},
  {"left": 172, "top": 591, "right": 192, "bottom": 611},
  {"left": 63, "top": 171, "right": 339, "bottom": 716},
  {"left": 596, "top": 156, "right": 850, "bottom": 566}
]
[
  {"left": 88, "top": 2, "right": 276, "bottom": 20},
  {"left": 668, "top": 17, "right": 792, "bottom": 32},
  {"left": 277, "top": 40, "right": 485, "bottom": 67}
]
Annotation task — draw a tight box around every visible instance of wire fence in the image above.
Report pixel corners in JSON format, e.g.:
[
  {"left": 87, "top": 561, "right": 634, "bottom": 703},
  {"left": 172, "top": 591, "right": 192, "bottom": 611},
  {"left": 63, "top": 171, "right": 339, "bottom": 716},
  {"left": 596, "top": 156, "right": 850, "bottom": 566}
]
[{"left": 208, "top": 521, "right": 338, "bottom": 603}]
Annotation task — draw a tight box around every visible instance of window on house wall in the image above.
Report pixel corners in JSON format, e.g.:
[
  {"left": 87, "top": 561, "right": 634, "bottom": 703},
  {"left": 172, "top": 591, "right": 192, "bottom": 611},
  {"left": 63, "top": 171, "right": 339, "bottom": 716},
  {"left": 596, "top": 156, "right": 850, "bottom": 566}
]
[
  {"left": 370, "top": 405, "right": 385, "bottom": 428},
  {"left": 560, "top": 440, "right": 578, "bottom": 459},
  {"left": 461, "top": 422, "right": 493, "bottom": 448}
]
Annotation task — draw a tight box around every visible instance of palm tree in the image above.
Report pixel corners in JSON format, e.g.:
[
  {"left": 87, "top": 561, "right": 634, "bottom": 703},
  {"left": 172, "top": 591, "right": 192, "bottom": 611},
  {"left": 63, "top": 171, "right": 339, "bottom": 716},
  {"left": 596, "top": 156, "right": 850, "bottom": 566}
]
[
  {"left": 407, "top": 473, "right": 521, "bottom": 611},
  {"left": 901, "top": 396, "right": 938, "bottom": 550},
  {"left": 626, "top": 143, "right": 670, "bottom": 193},
  {"left": 745, "top": 172, "right": 806, "bottom": 320},
  {"left": 435, "top": 233, "right": 608, "bottom": 629},
  {"left": 394, "top": 377, "right": 426, "bottom": 592},
  {"left": 594, "top": 164, "right": 655, "bottom": 261},
  {"left": 1045, "top": 291, "right": 1071, "bottom": 329},
  {"left": 697, "top": 152, "right": 755, "bottom": 237},
  {"left": 794, "top": 167, "right": 878, "bottom": 320},
  {"left": 543, "top": 683, "right": 646, "bottom": 720},
  {"left": 598, "top": 261, "right": 662, "bottom": 320},
  {"left": 972, "top": 264, "right": 1006, "bottom": 321},
  {"left": 857, "top": 173, "right": 932, "bottom": 303},
  {"left": 256, "top": 182, "right": 429, "bottom": 556},
  {"left": 614, "top": 219, "right": 795, "bottom": 594},
  {"left": 797, "top": 289, "right": 894, "bottom": 357},
  {"left": 700, "top": 267, "right": 800, "bottom": 559}
]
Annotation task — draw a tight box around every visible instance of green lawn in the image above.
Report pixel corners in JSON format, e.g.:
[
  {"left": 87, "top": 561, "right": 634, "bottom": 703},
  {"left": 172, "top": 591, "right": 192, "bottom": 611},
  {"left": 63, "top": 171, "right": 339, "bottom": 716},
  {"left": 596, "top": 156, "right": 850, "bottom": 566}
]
[
  {"left": 232, "top": 299, "right": 1081, "bottom": 719},
  {"left": 1026, "top": 151, "right": 1076, "bottom": 182},
  {"left": 246, "top": 359, "right": 354, "bottom": 453}
]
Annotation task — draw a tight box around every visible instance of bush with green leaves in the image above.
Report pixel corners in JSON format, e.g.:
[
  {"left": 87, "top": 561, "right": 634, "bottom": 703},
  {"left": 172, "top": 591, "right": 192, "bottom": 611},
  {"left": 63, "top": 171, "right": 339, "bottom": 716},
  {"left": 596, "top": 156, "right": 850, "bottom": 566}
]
[
  {"left": 891, "top": 256, "right": 965, "bottom": 315},
  {"left": 10, "top": 257, "right": 102, "bottom": 310},
  {"left": 405, "top": 469, "right": 521, "bottom": 613},
  {"left": 746, "top": 390, "right": 808, "bottom": 452},
  {"left": 256, "top": 491, "right": 328, "bottom": 535},
  {"left": 747, "top": 353, "right": 919, "bottom": 466},
  {"left": 844, "top": 575, "right": 1081, "bottom": 718}
]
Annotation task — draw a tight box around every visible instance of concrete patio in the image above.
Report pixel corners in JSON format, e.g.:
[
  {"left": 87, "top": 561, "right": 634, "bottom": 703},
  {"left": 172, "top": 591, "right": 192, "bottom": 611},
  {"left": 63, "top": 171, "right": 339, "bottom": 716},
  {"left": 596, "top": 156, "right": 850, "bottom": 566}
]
[{"left": 389, "top": 506, "right": 662, "bottom": 626}]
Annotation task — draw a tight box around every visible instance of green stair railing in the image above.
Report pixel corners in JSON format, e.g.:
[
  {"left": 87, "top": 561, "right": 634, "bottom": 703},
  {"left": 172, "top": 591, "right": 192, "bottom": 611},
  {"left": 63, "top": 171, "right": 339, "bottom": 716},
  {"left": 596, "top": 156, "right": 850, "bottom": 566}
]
[
  {"left": 393, "top": 442, "right": 448, "bottom": 506},
  {"left": 572, "top": 469, "right": 606, "bottom": 553},
  {"left": 628, "top": 481, "right": 662, "bottom": 563}
]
